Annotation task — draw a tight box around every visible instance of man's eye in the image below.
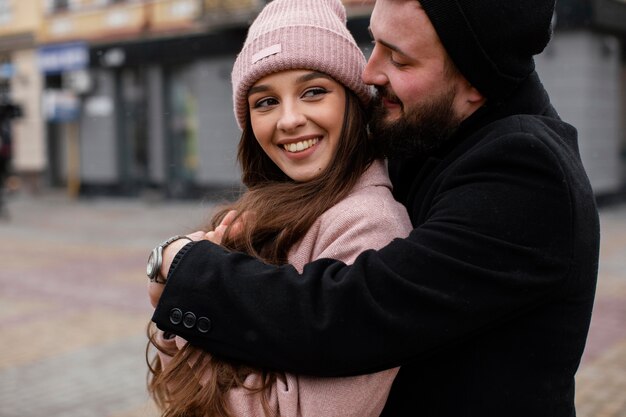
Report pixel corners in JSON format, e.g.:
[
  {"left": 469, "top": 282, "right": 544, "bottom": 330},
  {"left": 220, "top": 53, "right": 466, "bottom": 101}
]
[{"left": 390, "top": 56, "right": 407, "bottom": 67}]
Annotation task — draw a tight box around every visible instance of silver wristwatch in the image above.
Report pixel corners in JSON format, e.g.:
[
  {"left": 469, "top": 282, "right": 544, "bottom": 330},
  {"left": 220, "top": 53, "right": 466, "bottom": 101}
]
[{"left": 147, "top": 235, "right": 193, "bottom": 283}]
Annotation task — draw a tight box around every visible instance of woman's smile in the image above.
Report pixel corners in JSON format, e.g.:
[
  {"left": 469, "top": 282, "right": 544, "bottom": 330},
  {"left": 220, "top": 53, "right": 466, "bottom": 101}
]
[{"left": 282, "top": 137, "right": 320, "bottom": 154}]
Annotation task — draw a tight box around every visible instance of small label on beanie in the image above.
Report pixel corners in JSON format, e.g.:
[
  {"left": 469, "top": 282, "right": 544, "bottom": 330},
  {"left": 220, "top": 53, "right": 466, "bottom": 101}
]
[{"left": 252, "top": 44, "right": 282, "bottom": 64}]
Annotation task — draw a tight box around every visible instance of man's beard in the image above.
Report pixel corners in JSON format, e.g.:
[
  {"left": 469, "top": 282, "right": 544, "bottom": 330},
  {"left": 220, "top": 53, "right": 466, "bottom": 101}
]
[{"left": 369, "top": 85, "right": 462, "bottom": 159}]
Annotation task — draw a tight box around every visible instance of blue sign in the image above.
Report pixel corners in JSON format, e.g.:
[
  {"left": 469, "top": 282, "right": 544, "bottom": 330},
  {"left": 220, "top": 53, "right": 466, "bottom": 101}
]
[
  {"left": 43, "top": 90, "right": 81, "bottom": 123},
  {"left": 38, "top": 42, "right": 89, "bottom": 74},
  {"left": 0, "top": 63, "right": 14, "bottom": 79}
]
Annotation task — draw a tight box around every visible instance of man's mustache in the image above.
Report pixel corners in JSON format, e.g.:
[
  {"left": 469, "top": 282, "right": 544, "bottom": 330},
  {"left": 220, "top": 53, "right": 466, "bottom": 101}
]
[{"left": 374, "top": 86, "right": 401, "bottom": 107}]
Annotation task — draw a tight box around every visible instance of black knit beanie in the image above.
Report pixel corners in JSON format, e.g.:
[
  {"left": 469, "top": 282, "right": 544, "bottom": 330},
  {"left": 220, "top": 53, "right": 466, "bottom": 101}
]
[{"left": 419, "top": 0, "right": 555, "bottom": 101}]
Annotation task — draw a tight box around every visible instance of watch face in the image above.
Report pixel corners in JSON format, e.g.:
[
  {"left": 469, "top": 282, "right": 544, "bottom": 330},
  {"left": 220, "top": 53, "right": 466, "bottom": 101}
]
[{"left": 147, "top": 250, "right": 158, "bottom": 278}]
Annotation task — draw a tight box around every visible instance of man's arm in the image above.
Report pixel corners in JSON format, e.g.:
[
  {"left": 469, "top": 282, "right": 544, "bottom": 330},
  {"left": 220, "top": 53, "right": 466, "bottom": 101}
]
[{"left": 152, "top": 133, "right": 580, "bottom": 377}]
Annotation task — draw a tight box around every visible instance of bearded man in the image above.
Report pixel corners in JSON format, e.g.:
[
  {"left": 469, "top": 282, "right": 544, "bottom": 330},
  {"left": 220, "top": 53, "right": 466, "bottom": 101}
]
[{"left": 149, "top": 1, "right": 600, "bottom": 415}]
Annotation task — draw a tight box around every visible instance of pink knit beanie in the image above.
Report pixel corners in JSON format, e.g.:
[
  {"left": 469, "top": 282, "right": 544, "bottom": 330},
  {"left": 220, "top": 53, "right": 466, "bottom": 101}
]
[{"left": 231, "top": 0, "right": 371, "bottom": 129}]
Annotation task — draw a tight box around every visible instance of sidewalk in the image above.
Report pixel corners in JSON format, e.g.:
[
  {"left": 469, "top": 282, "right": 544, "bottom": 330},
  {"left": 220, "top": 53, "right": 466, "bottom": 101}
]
[
  {"left": 0, "top": 192, "right": 625, "bottom": 416},
  {"left": 0, "top": 192, "right": 212, "bottom": 417},
  {"left": 575, "top": 202, "right": 626, "bottom": 416}
]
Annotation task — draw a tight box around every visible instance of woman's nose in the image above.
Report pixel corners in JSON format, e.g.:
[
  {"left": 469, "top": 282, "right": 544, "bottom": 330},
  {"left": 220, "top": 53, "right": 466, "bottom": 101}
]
[{"left": 276, "top": 103, "right": 307, "bottom": 132}]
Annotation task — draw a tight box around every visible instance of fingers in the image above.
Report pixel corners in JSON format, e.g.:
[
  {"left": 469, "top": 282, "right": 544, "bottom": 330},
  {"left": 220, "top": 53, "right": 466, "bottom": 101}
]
[
  {"left": 187, "top": 231, "right": 206, "bottom": 241},
  {"left": 202, "top": 210, "right": 249, "bottom": 245},
  {"left": 204, "top": 210, "right": 239, "bottom": 245},
  {"left": 221, "top": 210, "right": 238, "bottom": 227},
  {"left": 205, "top": 226, "right": 225, "bottom": 244},
  {"left": 229, "top": 213, "right": 245, "bottom": 237}
]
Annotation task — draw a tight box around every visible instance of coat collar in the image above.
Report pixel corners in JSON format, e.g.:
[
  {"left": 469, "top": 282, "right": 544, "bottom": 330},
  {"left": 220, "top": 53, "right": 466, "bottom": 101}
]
[
  {"left": 388, "top": 71, "right": 556, "bottom": 205},
  {"left": 432, "top": 71, "right": 555, "bottom": 160}
]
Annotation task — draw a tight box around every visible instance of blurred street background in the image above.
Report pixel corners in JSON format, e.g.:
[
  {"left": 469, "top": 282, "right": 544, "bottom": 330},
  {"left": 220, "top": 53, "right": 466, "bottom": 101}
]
[
  {"left": 0, "top": 0, "right": 625, "bottom": 205},
  {"left": 1, "top": 192, "right": 626, "bottom": 417}
]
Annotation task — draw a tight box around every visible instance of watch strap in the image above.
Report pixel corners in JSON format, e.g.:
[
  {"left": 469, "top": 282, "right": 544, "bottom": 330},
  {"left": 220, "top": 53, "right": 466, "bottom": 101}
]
[{"left": 160, "top": 235, "right": 192, "bottom": 248}]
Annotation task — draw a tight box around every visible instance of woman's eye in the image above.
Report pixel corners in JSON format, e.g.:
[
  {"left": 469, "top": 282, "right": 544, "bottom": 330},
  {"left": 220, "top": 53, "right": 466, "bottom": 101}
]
[
  {"left": 253, "top": 97, "right": 278, "bottom": 108},
  {"left": 302, "top": 88, "right": 328, "bottom": 98}
]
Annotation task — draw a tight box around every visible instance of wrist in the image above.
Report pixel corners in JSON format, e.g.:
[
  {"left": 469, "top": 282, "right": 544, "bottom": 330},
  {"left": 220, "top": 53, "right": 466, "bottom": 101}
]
[
  {"left": 165, "top": 241, "right": 195, "bottom": 281},
  {"left": 146, "top": 235, "right": 192, "bottom": 284},
  {"left": 160, "top": 239, "right": 193, "bottom": 280}
]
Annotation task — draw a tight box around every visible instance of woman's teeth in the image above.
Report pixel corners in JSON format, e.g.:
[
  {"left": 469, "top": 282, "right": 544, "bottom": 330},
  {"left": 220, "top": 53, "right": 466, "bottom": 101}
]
[{"left": 284, "top": 138, "right": 319, "bottom": 153}]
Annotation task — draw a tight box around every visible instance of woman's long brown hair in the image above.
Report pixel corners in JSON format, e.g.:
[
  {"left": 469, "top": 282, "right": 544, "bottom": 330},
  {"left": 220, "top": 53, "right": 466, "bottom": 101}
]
[{"left": 147, "top": 89, "right": 379, "bottom": 417}]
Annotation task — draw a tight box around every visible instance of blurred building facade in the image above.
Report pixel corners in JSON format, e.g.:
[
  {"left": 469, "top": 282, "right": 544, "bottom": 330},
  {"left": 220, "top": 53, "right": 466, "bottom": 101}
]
[
  {"left": 0, "top": 0, "right": 624, "bottom": 201},
  {"left": 0, "top": 0, "right": 45, "bottom": 191},
  {"left": 38, "top": 0, "right": 264, "bottom": 198},
  {"left": 535, "top": 0, "right": 626, "bottom": 200}
]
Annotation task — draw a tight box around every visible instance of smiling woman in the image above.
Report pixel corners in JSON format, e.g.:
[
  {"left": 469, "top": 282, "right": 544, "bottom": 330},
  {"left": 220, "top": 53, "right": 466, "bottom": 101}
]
[
  {"left": 247, "top": 70, "right": 346, "bottom": 182},
  {"left": 145, "top": 0, "right": 412, "bottom": 416}
]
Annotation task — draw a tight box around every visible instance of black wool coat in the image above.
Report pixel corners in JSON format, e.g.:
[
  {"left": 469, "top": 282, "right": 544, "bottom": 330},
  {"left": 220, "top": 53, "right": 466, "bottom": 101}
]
[{"left": 154, "top": 71, "right": 600, "bottom": 417}]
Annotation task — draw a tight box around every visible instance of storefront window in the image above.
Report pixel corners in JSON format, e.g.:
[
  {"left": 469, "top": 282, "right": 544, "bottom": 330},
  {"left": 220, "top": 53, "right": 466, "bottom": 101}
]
[{"left": 164, "top": 65, "right": 200, "bottom": 197}]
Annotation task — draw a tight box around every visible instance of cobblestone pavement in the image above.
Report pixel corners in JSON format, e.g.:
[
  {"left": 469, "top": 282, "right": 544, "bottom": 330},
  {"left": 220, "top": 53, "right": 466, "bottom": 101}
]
[{"left": 0, "top": 192, "right": 625, "bottom": 417}]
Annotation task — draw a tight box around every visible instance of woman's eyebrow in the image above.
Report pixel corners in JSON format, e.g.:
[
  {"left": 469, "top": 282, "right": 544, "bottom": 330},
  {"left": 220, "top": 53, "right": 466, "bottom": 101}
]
[
  {"left": 248, "top": 84, "right": 270, "bottom": 96},
  {"left": 248, "top": 72, "right": 331, "bottom": 97},
  {"left": 296, "top": 71, "right": 332, "bottom": 84}
]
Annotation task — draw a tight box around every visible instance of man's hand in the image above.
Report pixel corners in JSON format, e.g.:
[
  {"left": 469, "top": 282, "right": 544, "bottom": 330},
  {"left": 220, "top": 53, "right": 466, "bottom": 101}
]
[
  {"left": 204, "top": 210, "right": 240, "bottom": 244},
  {"left": 147, "top": 212, "right": 243, "bottom": 308},
  {"left": 148, "top": 231, "right": 205, "bottom": 308}
]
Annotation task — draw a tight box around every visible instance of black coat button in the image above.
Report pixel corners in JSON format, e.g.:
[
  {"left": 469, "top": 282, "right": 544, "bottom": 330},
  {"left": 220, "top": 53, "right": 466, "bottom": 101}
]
[
  {"left": 169, "top": 308, "right": 183, "bottom": 325},
  {"left": 183, "top": 312, "right": 196, "bottom": 328},
  {"left": 197, "top": 317, "right": 211, "bottom": 333}
]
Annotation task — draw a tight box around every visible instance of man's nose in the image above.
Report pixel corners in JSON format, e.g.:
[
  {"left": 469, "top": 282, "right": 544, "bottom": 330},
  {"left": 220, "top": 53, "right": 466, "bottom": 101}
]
[{"left": 362, "top": 46, "right": 388, "bottom": 86}]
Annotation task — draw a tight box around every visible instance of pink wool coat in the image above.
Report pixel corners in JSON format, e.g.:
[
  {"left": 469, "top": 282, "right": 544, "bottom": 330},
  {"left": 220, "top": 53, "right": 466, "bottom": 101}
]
[{"left": 156, "top": 159, "right": 412, "bottom": 416}]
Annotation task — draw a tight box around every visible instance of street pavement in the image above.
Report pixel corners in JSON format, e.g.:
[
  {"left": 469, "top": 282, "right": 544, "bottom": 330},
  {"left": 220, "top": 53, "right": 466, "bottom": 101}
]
[{"left": 0, "top": 191, "right": 625, "bottom": 417}]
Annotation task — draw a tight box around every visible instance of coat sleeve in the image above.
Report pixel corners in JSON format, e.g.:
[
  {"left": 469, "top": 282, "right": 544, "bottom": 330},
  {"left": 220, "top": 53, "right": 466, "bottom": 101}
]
[{"left": 153, "top": 132, "right": 583, "bottom": 377}]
